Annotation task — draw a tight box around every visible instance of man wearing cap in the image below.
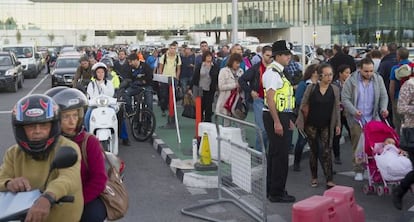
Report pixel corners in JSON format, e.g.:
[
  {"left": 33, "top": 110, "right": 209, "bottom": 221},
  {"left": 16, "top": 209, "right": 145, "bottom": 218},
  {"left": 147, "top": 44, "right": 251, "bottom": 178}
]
[{"left": 262, "top": 40, "right": 296, "bottom": 203}]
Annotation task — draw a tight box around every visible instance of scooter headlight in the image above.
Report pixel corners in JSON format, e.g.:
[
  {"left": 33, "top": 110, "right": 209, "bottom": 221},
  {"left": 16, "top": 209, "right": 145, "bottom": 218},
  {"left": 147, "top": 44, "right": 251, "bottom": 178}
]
[{"left": 96, "top": 97, "right": 109, "bottom": 106}]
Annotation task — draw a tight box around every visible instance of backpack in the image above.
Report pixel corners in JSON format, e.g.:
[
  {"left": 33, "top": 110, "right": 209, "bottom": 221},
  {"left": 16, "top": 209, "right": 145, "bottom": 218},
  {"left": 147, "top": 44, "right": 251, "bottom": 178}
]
[{"left": 162, "top": 53, "right": 179, "bottom": 70}]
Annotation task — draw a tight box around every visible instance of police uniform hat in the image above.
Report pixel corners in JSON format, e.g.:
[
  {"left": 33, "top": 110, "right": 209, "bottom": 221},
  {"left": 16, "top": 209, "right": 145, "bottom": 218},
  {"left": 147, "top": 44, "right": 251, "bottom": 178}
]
[{"left": 272, "top": 40, "right": 292, "bottom": 56}]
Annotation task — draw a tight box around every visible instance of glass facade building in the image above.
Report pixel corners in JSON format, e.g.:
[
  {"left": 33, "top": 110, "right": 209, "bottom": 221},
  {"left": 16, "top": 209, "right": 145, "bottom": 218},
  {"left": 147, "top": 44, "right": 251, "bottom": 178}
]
[{"left": 1, "top": 0, "right": 414, "bottom": 45}]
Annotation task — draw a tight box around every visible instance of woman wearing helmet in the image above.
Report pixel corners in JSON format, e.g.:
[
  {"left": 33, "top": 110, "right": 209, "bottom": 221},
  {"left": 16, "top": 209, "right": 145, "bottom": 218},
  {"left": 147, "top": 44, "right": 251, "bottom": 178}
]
[
  {"left": 84, "top": 62, "right": 115, "bottom": 131},
  {"left": 100, "top": 57, "right": 120, "bottom": 92},
  {"left": 0, "top": 94, "right": 83, "bottom": 222},
  {"left": 52, "top": 88, "right": 108, "bottom": 222}
]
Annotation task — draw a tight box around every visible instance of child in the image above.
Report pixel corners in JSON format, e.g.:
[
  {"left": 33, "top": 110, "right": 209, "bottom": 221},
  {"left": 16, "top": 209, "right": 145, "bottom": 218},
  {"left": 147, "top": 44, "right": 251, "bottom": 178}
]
[{"left": 374, "top": 138, "right": 412, "bottom": 181}]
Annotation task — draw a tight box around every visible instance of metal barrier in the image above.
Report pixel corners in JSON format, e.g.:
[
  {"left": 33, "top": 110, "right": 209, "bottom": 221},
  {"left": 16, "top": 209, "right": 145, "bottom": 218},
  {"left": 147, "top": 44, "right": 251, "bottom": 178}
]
[{"left": 181, "top": 113, "right": 267, "bottom": 222}]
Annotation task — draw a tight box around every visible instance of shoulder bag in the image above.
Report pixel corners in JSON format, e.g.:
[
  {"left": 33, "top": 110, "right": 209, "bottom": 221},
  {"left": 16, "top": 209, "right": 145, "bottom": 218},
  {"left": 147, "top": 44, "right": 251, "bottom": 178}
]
[
  {"left": 80, "top": 134, "right": 129, "bottom": 220},
  {"left": 100, "top": 151, "right": 129, "bottom": 220}
]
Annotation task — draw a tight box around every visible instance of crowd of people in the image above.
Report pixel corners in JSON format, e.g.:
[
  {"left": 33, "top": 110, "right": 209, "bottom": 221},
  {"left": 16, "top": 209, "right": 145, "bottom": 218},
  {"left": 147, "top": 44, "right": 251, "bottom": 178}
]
[{"left": 2, "top": 38, "right": 414, "bottom": 222}]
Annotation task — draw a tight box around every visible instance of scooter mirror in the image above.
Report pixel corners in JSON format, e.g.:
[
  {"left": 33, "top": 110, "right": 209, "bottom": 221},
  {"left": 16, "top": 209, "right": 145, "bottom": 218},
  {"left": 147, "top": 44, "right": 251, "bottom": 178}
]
[{"left": 50, "top": 146, "right": 78, "bottom": 170}]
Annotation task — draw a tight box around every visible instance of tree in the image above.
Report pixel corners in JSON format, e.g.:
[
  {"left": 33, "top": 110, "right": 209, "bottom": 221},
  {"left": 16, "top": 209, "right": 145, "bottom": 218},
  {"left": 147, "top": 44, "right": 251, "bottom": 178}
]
[
  {"left": 48, "top": 33, "right": 55, "bottom": 46},
  {"left": 16, "top": 30, "right": 22, "bottom": 43},
  {"left": 184, "top": 33, "right": 192, "bottom": 42},
  {"left": 136, "top": 31, "right": 145, "bottom": 42},
  {"left": 5, "top": 17, "right": 17, "bottom": 30},
  {"left": 107, "top": 30, "right": 117, "bottom": 44},
  {"left": 161, "top": 30, "right": 172, "bottom": 41},
  {"left": 80, "top": 34, "right": 87, "bottom": 44}
]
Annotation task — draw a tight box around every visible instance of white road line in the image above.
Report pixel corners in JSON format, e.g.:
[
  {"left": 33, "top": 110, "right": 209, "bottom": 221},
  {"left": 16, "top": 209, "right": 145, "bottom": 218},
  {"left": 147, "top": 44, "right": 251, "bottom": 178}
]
[
  {"left": 0, "top": 75, "right": 49, "bottom": 115},
  {"left": 26, "top": 74, "right": 49, "bottom": 97}
]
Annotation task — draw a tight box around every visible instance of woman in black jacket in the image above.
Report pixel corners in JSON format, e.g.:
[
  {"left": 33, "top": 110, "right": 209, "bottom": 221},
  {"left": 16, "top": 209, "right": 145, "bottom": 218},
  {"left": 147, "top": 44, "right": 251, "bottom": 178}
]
[{"left": 189, "top": 51, "right": 219, "bottom": 122}]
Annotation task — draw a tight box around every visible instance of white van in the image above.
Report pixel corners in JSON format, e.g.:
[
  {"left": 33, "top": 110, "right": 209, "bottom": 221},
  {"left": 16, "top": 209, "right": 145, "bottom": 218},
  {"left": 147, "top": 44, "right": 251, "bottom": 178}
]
[{"left": 2, "top": 44, "right": 41, "bottom": 78}]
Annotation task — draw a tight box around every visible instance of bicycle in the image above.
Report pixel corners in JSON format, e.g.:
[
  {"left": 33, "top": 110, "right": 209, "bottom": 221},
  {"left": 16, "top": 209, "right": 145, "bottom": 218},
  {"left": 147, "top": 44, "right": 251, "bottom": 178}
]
[{"left": 127, "top": 87, "right": 156, "bottom": 142}]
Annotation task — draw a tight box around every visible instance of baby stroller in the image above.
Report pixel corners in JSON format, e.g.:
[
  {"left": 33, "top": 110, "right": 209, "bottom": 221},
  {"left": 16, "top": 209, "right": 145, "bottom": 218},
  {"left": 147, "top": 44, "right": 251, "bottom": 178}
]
[{"left": 359, "top": 120, "right": 400, "bottom": 196}]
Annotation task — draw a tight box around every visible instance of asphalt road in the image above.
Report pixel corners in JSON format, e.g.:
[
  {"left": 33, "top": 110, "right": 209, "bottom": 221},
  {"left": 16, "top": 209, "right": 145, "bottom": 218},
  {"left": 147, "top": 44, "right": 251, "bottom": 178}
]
[{"left": 0, "top": 72, "right": 413, "bottom": 222}]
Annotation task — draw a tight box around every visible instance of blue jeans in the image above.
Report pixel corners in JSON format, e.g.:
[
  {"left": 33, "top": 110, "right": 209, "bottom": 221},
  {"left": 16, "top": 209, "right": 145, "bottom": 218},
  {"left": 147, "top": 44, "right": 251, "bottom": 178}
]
[
  {"left": 253, "top": 98, "right": 268, "bottom": 152},
  {"left": 125, "top": 85, "right": 153, "bottom": 113},
  {"left": 84, "top": 107, "right": 92, "bottom": 132},
  {"left": 180, "top": 76, "right": 192, "bottom": 91},
  {"left": 80, "top": 197, "right": 107, "bottom": 222}
]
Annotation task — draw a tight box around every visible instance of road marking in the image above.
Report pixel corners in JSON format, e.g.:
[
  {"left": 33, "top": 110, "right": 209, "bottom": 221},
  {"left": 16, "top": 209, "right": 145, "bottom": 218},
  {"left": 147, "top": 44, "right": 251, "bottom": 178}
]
[
  {"left": 0, "top": 75, "right": 49, "bottom": 115},
  {"left": 26, "top": 75, "right": 49, "bottom": 97}
]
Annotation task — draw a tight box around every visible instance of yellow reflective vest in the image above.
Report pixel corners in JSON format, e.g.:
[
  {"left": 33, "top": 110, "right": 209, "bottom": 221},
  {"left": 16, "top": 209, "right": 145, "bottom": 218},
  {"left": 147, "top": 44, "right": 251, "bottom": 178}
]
[{"left": 264, "top": 67, "right": 295, "bottom": 112}]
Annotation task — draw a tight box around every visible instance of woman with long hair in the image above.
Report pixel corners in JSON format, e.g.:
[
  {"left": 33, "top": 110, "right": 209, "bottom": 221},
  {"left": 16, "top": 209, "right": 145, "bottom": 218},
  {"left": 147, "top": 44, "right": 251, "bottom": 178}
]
[{"left": 296, "top": 63, "right": 341, "bottom": 189}]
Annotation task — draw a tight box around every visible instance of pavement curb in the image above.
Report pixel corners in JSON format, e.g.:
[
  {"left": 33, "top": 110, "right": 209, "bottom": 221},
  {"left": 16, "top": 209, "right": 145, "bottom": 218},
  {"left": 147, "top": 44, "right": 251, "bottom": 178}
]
[
  {"left": 150, "top": 133, "right": 312, "bottom": 189},
  {"left": 151, "top": 134, "right": 218, "bottom": 188}
]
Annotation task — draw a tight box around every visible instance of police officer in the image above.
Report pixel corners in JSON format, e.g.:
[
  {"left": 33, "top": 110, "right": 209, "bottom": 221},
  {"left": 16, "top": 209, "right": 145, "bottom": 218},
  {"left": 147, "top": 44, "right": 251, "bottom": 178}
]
[{"left": 262, "top": 40, "right": 296, "bottom": 203}]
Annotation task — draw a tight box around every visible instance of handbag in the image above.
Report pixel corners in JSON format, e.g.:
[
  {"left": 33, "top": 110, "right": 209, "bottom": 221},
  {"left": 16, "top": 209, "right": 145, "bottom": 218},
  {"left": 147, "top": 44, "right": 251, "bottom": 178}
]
[
  {"left": 100, "top": 152, "right": 129, "bottom": 220},
  {"left": 181, "top": 93, "right": 195, "bottom": 119},
  {"left": 224, "top": 89, "right": 238, "bottom": 112},
  {"left": 80, "top": 134, "right": 129, "bottom": 220},
  {"left": 400, "top": 128, "right": 414, "bottom": 152},
  {"left": 231, "top": 93, "right": 248, "bottom": 120}
]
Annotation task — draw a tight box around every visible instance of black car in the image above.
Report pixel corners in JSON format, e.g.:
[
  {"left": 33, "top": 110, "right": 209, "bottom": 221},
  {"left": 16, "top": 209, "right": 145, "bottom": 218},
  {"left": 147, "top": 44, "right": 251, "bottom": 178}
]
[
  {"left": 51, "top": 54, "right": 81, "bottom": 87},
  {"left": 0, "top": 51, "right": 23, "bottom": 92}
]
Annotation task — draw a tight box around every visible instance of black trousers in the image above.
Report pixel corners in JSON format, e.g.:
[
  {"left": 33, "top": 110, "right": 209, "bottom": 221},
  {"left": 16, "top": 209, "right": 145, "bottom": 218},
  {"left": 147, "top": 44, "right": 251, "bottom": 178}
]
[
  {"left": 400, "top": 151, "right": 414, "bottom": 192},
  {"left": 201, "top": 90, "right": 215, "bottom": 122},
  {"left": 263, "top": 111, "right": 293, "bottom": 197},
  {"left": 332, "top": 114, "right": 350, "bottom": 158}
]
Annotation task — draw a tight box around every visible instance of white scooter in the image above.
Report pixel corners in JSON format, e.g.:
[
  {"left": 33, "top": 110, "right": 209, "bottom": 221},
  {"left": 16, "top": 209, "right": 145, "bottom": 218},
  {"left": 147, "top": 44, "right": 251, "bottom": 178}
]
[{"left": 88, "top": 94, "right": 119, "bottom": 155}]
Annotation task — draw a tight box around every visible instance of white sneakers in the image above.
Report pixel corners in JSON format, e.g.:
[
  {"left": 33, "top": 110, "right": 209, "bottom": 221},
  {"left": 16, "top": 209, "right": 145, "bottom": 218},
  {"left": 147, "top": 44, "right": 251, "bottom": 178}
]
[{"left": 354, "top": 173, "right": 363, "bottom": 181}]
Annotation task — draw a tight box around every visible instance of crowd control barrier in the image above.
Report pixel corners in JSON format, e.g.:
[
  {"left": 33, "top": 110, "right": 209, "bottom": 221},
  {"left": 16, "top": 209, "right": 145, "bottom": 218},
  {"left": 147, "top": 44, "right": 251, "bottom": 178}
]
[{"left": 181, "top": 113, "right": 267, "bottom": 222}]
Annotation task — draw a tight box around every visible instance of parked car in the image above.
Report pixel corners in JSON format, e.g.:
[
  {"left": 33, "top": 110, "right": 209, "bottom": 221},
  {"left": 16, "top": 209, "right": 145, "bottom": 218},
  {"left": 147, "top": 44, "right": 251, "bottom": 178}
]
[
  {"left": 1, "top": 44, "right": 41, "bottom": 78},
  {"left": 51, "top": 54, "right": 81, "bottom": 87},
  {"left": 0, "top": 51, "right": 24, "bottom": 92}
]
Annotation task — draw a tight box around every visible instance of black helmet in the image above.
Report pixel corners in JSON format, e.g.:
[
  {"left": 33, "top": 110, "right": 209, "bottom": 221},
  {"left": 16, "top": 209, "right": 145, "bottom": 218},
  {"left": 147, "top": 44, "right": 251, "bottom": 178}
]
[
  {"left": 91, "top": 62, "right": 108, "bottom": 79},
  {"left": 12, "top": 94, "right": 60, "bottom": 159},
  {"left": 52, "top": 88, "right": 88, "bottom": 137},
  {"left": 44, "top": 86, "right": 69, "bottom": 98}
]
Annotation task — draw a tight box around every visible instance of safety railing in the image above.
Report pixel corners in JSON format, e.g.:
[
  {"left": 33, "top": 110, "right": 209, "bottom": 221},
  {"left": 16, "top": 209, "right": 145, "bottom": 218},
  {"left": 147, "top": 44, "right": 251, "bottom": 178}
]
[{"left": 181, "top": 113, "right": 267, "bottom": 222}]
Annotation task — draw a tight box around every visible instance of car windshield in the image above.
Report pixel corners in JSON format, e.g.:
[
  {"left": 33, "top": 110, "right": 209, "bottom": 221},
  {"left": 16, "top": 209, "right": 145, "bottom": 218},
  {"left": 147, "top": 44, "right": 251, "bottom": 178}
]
[
  {"left": 56, "top": 58, "right": 79, "bottom": 68},
  {"left": 0, "top": 56, "right": 12, "bottom": 66},
  {"left": 2, "top": 47, "right": 33, "bottom": 59}
]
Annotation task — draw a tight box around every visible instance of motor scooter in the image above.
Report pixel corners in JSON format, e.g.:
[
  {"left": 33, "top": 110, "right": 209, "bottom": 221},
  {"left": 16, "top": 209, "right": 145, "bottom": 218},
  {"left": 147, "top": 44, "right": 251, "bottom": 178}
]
[
  {"left": 88, "top": 94, "right": 119, "bottom": 155},
  {"left": 0, "top": 146, "right": 77, "bottom": 222}
]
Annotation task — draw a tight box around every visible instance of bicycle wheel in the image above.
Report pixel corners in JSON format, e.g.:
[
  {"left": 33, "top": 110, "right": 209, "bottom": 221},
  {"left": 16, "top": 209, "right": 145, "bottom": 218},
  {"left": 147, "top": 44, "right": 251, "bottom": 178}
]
[{"left": 131, "top": 108, "right": 156, "bottom": 141}]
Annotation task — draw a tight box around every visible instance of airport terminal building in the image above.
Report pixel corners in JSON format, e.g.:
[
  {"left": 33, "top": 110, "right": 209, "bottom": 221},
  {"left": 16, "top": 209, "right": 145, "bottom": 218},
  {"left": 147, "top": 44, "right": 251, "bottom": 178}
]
[{"left": 0, "top": 0, "right": 413, "bottom": 46}]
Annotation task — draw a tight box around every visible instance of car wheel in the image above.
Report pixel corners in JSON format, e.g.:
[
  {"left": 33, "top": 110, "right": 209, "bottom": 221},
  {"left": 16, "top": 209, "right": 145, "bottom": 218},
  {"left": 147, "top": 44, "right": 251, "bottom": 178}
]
[
  {"left": 9, "top": 80, "right": 18, "bottom": 92},
  {"left": 18, "top": 76, "right": 23, "bottom": 88}
]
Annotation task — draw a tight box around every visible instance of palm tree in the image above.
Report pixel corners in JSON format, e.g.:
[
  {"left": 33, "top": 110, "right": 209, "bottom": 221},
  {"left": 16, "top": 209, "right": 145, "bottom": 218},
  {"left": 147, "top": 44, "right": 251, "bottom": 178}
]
[
  {"left": 80, "top": 34, "right": 87, "bottom": 44},
  {"left": 161, "top": 30, "right": 172, "bottom": 41},
  {"left": 107, "top": 30, "right": 117, "bottom": 44},
  {"left": 48, "top": 33, "right": 55, "bottom": 46},
  {"left": 136, "top": 31, "right": 145, "bottom": 42}
]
